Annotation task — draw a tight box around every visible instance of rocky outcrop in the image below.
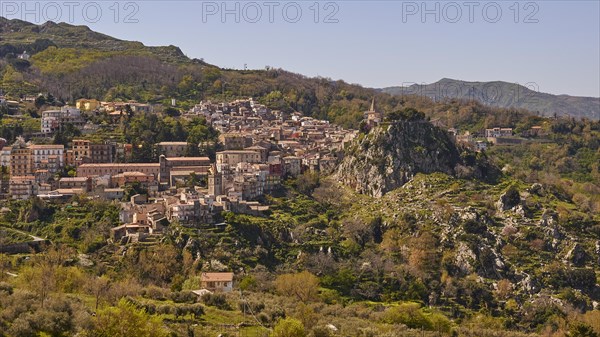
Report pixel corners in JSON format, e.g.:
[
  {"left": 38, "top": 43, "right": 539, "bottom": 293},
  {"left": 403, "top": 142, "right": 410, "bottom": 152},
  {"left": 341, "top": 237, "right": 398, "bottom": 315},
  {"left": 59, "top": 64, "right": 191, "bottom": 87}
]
[
  {"left": 336, "top": 121, "right": 494, "bottom": 197},
  {"left": 566, "top": 243, "right": 588, "bottom": 266},
  {"left": 496, "top": 186, "right": 522, "bottom": 211}
]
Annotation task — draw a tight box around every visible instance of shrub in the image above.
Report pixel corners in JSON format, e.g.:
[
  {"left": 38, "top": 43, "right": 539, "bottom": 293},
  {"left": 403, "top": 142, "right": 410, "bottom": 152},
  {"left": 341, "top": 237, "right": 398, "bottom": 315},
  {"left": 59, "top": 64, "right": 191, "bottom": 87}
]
[
  {"left": 311, "top": 326, "right": 333, "bottom": 337},
  {"left": 429, "top": 313, "right": 452, "bottom": 334},
  {"left": 382, "top": 303, "right": 433, "bottom": 330},
  {"left": 170, "top": 291, "right": 197, "bottom": 304},
  {"left": 92, "top": 299, "right": 167, "bottom": 337},
  {"left": 569, "top": 322, "right": 598, "bottom": 337},
  {"left": 201, "top": 293, "right": 232, "bottom": 310},
  {"left": 238, "top": 300, "right": 265, "bottom": 314},
  {"left": 271, "top": 318, "right": 306, "bottom": 337},
  {"left": 239, "top": 275, "right": 258, "bottom": 291},
  {"left": 0, "top": 282, "right": 14, "bottom": 294},
  {"left": 141, "top": 286, "right": 169, "bottom": 301}
]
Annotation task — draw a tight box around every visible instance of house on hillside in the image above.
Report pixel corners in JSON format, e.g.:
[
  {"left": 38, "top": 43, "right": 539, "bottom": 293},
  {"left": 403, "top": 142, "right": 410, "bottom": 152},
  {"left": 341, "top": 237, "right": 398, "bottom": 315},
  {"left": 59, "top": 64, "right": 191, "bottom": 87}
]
[{"left": 200, "top": 272, "right": 234, "bottom": 293}]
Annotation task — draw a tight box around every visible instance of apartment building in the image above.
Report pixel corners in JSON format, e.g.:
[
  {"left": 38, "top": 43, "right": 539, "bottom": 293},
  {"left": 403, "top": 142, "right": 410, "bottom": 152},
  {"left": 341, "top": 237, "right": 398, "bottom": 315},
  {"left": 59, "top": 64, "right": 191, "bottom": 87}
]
[
  {"left": 71, "top": 139, "right": 113, "bottom": 165},
  {"left": 77, "top": 163, "right": 161, "bottom": 178},
  {"left": 41, "top": 106, "right": 86, "bottom": 134},
  {"left": 158, "top": 156, "right": 211, "bottom": 183},
  {"left": 29, "top": 144, "right": 64, "bottom": 173},
  {"left": 10, "top": 147, "right": 31, "bottom": 177},
  {"left": 157, "top": 142, "right": 189, "bottom": 157},
  {"left": 216, "top": 150, "right": 262, "bottom": 167}
]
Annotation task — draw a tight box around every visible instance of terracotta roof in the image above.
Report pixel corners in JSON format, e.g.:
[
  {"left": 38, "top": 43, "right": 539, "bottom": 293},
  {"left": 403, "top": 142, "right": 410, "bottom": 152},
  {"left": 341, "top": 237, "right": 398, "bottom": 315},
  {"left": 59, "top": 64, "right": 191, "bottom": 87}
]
[
  {"left": 165, "top": 157, "right": 210, "bottom": 162},
  {"left": 200, "top": 272, "right": 234, "bottom": 282},
  {"left": 29, "top": 145, "right": 64, "bottom": 149},
  {"left": 78, "top": 163, "right": 159, "bottom": 168},
  {"left": 113, "top": 171, "right": 151, "bottom": 177},
  {"left": 158, "top": 142, "right": 189, "bottom": 146},
  {"left": 60, "top": 177, "right": 89, "bottom": 182}
]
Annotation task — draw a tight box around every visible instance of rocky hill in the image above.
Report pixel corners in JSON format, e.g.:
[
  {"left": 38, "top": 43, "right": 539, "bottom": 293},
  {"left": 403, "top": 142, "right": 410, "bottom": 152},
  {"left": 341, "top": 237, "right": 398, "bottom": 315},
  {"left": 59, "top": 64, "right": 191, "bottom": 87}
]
[
  {"left": 340, "top": 171, "right": 600, "bottom": 309},
  {"left": 336, "top": 120, "right": 497, "bottom": 197},
  {"left": 381, "top": 78, "right": 600, "bottom": 121},
  {"left": 0, "top": 18, "right": 187, "bottom": 62}
]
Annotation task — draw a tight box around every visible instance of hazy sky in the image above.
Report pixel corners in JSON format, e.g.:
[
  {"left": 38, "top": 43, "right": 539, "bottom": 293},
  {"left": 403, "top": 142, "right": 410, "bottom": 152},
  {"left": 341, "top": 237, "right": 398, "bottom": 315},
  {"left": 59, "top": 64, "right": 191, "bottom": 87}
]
[{"left": 2, "top": 1, "right": 599, "bottom": 97}]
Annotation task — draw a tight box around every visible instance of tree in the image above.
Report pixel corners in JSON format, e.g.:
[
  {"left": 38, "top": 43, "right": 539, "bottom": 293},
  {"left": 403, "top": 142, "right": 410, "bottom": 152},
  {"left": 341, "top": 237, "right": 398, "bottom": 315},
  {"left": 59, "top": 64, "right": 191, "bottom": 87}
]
[
  {"left": 134, "top": 244, "right": 181, "bottom": 286},
  {"left": 123, "top": 181, "right": 148, "bottom": 200},
  {"left": 570, "top": 323, "right": 598, "bottom": 337},
  {"left": 408, "top": 232, "right": 440, "bottom": 280},
  {"left": 46, "top": 93, "right": 56, "bottom": 105},
  {"left": 164, "top": 107, "right": 180, "bottom": 117},
  {"left": 295, "top": 171, "right": 320, "bottom": 195},
  {"left": 53, "top": 123, "right": 82, "bottom": 146},
  {"left": 185, "top": 172, "right": 203, "bottom": 188},
  {"left": 17, "top": 245, "right": 75, "bottom": 308},
  {"left": 274, "top": 271, "right": 319, "bottom": 303},
  {"left": 92, "top": 299, "right": 167, "bottom": 337},
  {"left": 271, "top": 318, "right": 306, "bottom": 337},
  {"left": 34, "top": 95, "right": 47, "bottom": 109},
  {"left": 86, "top": 275, "right": 112, "bottom": 311},
  {"left": 387, "top": 108, "right": 426, "bottom": 122}
]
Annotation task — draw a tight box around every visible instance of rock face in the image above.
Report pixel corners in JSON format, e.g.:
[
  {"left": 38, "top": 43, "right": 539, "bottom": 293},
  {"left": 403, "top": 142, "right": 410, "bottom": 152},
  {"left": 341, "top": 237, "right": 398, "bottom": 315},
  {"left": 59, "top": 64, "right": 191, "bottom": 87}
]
[
  {"left": 496, "top": 186, "right": 522, "bottom": 211},
  {"left": 336, "top": 121, "right": 473, "bottom": 197}
]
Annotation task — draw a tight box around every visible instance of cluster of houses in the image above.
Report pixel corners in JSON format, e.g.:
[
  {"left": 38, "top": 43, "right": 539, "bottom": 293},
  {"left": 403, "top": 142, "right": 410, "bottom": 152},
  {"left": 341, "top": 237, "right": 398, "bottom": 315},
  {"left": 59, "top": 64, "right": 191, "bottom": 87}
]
[
  {"left": 115, "top": 98, "right": 361, "bottom": 239},
  {"left": 39, "top": 100, "right": 154, "bottom": 136},
  {"left": 1, "top": 97, "right": 365, "bottom": 244},
  {"left": 448, "top": 125, "right": 545, "bottom": 151}
]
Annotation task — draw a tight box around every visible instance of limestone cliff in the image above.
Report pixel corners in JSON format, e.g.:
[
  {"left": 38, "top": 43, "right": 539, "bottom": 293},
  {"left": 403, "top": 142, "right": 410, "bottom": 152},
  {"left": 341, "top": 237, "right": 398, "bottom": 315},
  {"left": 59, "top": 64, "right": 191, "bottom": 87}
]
[{"left": 336, "top": 121, "right": 492, "bottom": 197}]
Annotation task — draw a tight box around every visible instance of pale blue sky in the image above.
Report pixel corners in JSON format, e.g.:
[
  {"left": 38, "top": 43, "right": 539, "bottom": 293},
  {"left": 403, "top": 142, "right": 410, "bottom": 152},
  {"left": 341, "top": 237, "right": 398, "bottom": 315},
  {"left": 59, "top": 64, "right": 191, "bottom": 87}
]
[{"left": 2, "top": 1, "right": 599, "bottom": 97}]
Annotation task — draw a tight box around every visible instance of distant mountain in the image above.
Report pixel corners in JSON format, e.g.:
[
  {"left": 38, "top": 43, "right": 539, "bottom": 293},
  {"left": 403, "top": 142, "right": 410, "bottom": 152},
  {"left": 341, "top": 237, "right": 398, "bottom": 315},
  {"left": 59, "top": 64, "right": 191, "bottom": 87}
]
[{"left": 381, "top": 78, "right": 600, "bottom": 121}]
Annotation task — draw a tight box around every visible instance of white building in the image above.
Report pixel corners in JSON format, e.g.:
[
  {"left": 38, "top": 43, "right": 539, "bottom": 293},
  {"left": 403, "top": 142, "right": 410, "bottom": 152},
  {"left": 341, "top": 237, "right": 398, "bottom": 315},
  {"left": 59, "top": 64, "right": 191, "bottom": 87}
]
[
  {"left": 0, "top": 147, "right": 12, "bottom": 167},
  {"left": 30, "top": 144, "right": 65, "bottom": 172},
  {"left": 41, "top": 106, "right": 85, "bottom": 134},
  {"left": 41, "top": 110, "right": 61, "bottom": 134},
  {"left": 485, "top": 128, "right": 513, "bottom": 138}
]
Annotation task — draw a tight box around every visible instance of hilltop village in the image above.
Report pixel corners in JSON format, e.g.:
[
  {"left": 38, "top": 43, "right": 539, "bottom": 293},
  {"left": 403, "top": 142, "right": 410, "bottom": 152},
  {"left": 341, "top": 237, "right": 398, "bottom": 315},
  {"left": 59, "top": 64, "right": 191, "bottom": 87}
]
[{"left": 1, "top": 97, "right": 362, "bottom": 242}]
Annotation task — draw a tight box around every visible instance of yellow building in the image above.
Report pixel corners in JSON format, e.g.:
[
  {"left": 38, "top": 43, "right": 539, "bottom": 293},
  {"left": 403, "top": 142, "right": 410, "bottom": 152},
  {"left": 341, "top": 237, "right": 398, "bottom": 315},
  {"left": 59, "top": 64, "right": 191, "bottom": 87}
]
[{"left": 76, "top": 99, "right": 100, "bottom": 111}]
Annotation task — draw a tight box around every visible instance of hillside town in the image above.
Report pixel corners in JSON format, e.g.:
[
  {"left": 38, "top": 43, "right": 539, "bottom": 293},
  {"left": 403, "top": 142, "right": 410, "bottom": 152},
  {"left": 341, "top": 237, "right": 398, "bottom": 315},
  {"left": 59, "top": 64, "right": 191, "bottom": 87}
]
[
  {"left": 1, "top": 94, "right": 546, "bottom": 244},
  {"left": 1, "top": 97, "right": 361, "bottom": 243}
]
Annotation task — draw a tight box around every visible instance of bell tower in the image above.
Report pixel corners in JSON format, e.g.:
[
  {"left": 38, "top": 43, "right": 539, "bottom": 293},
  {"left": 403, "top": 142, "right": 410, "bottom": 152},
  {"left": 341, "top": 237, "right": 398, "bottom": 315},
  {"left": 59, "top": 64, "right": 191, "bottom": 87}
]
[{"left": 208, "top": 164, "right": 222, "bottom": 196}]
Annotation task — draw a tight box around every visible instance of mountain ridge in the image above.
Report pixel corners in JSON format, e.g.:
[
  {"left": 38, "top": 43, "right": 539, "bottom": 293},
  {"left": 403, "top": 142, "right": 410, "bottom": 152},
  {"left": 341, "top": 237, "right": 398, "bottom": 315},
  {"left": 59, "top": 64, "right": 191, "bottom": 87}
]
[
  {"left": 381, "top": 78, "right": 600, "bottom": 120},
  {"left": 0, "top": 17, "right": 188, "bottom": 62}
]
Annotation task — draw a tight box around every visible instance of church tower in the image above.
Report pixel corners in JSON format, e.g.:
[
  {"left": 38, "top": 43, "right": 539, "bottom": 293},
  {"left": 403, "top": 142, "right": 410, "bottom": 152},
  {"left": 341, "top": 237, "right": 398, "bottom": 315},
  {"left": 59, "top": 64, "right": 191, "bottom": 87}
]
[
  {"left": 364, "top": 97, "right": 382, "bottom": 128},
  {"left": 208, "top": 164, "right": 222, "bottom": 196}
]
